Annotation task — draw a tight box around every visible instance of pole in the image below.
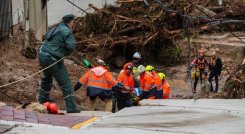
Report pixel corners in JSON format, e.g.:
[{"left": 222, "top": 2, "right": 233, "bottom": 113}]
[
  {"left": 187, "top": 19, "right": 191, "bottom": 72},
  {"left": 66, "top": 0, "right": 88, "bottom": 14},
  {"left": 186, "top": 18, "right": 196, "bottom": 100}
]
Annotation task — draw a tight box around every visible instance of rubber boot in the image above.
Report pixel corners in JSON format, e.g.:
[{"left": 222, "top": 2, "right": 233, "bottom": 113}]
[
  {"left": 65, "top": 95, "right": 80, "bottom": 113},
  {"left": 104, "top": 99, "right": 112, "bottom": 112},
  {"left": 89, "top": 99, "right": 96, "bottom": 111}
]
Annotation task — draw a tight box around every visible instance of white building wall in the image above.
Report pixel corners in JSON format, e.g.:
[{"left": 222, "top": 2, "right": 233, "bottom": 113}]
[
  {"left": 29, "top": 0, "right": 47, "bottom": 41},
  {"left": 48, "top": 0, "right": 116, "bottom": 25},
  {"left": 12, "top": 0, "right": 24, "bottom": 25}
]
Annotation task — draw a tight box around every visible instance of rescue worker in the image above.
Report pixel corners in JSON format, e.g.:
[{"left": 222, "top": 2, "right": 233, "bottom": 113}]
[
  {"left": 158, "top": 73, "right": 170, "bottom": 99},
  {"left": 145, "top": 65, "right": 163, "bottom": 99},
  {"left": 134, "top": 65, "right": 157, "bottom": 102},
  {"left": 208, "top": 53, "right": 222, "bottom": 93},
  {"left": 73, "top": 59, "right": 123, "bottom": 112},
  {"left": 199, "top": 72, "right": 211, "bottom": 98},
  {"left": 125, "top": 52, "right": 142, "bottom": 88},
  {"left": 38, "top": 14, "right": 80, "bottom": 113},
  {"left": 130, "top": 52, "right": 142, "bottom": 74},
  {"left": 116, "top": 63, "right": 135, "bottom": 110},
  {"left": 191, "top": 50, "right": 209, "bottom": 93}
]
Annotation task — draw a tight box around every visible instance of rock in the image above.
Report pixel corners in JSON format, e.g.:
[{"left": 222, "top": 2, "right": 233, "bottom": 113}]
[
  {"left": 25, "top": 102, "right": 48, "bottom": 113},
  {"left": 64, "top": 59, "right": 75, "bottom": 65},
  {"left": 201, "top": 44, "right": 206, "bottom": 49},
  {"left": 215, "top": 48, "right": 220, "bottom": 52},
  {"left": 205, "top": 51, "right": 214, "bottom": 56},
  {"left": 191, "top": 5, "right": 217, "bottom": 17},
  {"left": 209, "top": 48, "right": 216, "bottom": 52},
  {"left": 201, "top": 44, "right": 211, "bottom": 49},
  {"left": 0, "top": 102, "right": 7, "bottom": 107},
  {"left": 113, "top": 55, "right": 126, "bottom": 68}
]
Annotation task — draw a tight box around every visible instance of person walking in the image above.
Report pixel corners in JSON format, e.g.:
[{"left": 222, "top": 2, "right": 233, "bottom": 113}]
[
  {"left": 208, "top": 54, "right": 222, "bottom": 93},
  {"left": 191, "top": 50, "right": 209, "bottom": 93}
]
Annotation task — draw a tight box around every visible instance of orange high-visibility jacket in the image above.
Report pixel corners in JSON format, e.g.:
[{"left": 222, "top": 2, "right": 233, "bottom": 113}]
[
  {"left": 117, "top": 65, "right": 135, "bottom": 94},
  {"left": 140, "top": 72, "right": 156, "bottom": 91},
  {"left": 79, "top": 66, "right": 117, "bottom": 90},
  {"left": 152, "top": 71, "right": 163, "bottom": 91},
  {"left": 162, "top": 80, "right": 170, "bottom": 99}
]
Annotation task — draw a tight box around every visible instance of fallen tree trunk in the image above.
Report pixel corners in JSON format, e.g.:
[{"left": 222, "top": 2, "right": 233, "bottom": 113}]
[
  {"left": 115, "top": 25, "right": 143, "bottom": 35},
  {"left": 111, "top": 37, "right": 140, "bottom": 45}
]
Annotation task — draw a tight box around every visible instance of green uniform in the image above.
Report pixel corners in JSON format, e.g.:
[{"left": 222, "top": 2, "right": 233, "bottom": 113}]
[
  {"left": 199, "top": 79, "right": 211, "bottom": 98},
  {"left": 38, "top": 21, "right": 78, "bottom": 112}
]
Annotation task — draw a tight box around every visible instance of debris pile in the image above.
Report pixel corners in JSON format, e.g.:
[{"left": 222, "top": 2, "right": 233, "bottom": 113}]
[
  {"left": 222, "top": 58, "right": 245, "bottom": 98},
  {"left": 72, "top": 0, "right": 245, "bottom": 67}
]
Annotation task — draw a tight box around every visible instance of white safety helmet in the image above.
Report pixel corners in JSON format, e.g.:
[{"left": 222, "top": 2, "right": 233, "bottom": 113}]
[
  {"left": 97, "top": 59, "right": 106, "bottom": 66},
  {"left": 137, "top": 65, "right": 146, "bottom": 74},
  {"left": 133, "top": 52, "right": 141, "bottom": 59}
]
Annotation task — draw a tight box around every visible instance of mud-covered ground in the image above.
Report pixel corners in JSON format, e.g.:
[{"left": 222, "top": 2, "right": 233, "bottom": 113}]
[
  {"left": 0, "top": 48, "right": 107, "bottom": 111},
  {"left": 0, "top": 47, "right": 229, "bottom": 112}
]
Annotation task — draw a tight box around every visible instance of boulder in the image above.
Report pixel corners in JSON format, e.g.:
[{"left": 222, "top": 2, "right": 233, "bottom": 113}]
[
  {"left": 64, "top": 59, "right": 75, "bottom": 65},
  {"left": 205, "top": 51, "right": 214, "bottom": 56},
  {"left": 0, "top": 102, "right": 7, "bottom": 107},
  {"left": 25, "top": 102, "right": 48, "bottom": 113}
]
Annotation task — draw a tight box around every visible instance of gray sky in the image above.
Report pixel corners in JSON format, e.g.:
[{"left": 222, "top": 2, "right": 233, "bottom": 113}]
[{"left": 48, "top": 0, "right": 116, "bottom": 25}]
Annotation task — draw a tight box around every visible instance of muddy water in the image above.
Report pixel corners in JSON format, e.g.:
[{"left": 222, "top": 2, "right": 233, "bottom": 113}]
[{"left": 48, "top": 0, "right": 116, "bottom": 25}]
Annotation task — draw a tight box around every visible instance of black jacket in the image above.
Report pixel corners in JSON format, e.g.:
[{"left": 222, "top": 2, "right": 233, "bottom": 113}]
[{"left": 209, "top": 57, "right": 222, "bottom": 75}]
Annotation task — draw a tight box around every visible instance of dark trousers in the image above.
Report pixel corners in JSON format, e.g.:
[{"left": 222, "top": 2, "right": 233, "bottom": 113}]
[
  {"left": 38, "top": 51, "right": 77, "bottom": 112},
  {"left": 156, "top": 89, "right": 163, "bottom": 99},
  {"left": 141, "top": 87, "right": 157, "bottom": 99},
  {"left": 117, "top": 99, "right": 133, "bottom": 111},
  {"left": 193, "top": 69, "right": 204, "bottom": 92},
  {"left": 208, "top": 73, "right": 219, "bottom": 92}
]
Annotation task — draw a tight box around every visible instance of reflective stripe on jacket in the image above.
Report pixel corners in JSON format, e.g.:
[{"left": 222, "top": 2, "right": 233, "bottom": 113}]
[
  {"left": 79, "top": 66, "right": 117, "bottom": 90},
  {"left": 152, "top": 71, "right": 163, "bottom": 91},
  {"left": 117, "top": 71, "right": 135, "bottom": 94},
  {"left": 162, "top": 80, "right": 170, "bottom": 99},
  {"left": 140, "top": 72, "right": 156, "bottom": 91}
]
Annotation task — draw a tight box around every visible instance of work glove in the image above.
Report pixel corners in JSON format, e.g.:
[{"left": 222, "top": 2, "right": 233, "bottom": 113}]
[
  {"left": 132, "top": 96, "right": 141, "bottom": 102},
  {"left": 132, "top": 96, "right": 141, "bottom": 106},
  {"left": 74, "top": 81, "right": 82, "bottom": 92}
]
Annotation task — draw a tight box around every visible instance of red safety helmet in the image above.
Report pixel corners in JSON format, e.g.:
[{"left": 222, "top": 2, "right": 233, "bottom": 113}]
[
  {"left": 199, "top": 50, "right": 205, "bottom": 53},
  {"left": 124, "top": 63, "right": 133, "bottom": 70}
]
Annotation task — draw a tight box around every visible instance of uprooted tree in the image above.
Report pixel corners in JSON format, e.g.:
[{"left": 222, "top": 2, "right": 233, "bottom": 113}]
[
  {"left": 71, "top": 0, "right": 245, "bottom": 68},
  {"left": 222, "top": 58, "right": 245, "bottom": 98}
]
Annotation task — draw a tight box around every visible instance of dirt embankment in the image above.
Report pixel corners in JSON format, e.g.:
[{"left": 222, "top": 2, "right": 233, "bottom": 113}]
[{"left": 0, "top": 47, "right": 108, "bottom": 111}]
